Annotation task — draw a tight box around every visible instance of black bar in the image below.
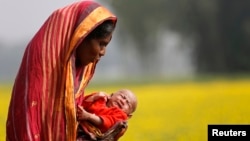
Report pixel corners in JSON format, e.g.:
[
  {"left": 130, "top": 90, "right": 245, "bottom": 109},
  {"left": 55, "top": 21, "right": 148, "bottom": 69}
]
[{"left": 208, "top": 124, "right": 250, "bottom": 141}]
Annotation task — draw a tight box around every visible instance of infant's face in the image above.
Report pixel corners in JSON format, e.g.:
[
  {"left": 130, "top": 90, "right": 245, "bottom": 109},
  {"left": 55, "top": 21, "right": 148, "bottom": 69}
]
[{"left": 107, "top": 89, "right": 136, "bottom": 115}]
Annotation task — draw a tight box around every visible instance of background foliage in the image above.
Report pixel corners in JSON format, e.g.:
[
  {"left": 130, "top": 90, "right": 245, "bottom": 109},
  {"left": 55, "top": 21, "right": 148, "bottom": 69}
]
[
  {"left": 1, "top": 77, "right": 250, "bottom": 141},
  {"left": 108, "top": 0, "right": 250, "bottom": 73}
]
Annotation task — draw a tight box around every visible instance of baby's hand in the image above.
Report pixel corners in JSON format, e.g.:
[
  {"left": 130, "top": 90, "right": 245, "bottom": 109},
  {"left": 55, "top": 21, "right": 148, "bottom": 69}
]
[
  {"left": 85, "top": 91, "right": 108, "bottom": 102},
  {"left": 94, "top": 91, "right": 108, "bottom": 101}
]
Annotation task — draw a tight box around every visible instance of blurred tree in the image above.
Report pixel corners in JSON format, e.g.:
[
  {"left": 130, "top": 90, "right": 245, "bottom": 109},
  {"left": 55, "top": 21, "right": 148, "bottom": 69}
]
[
  {"left": 214, "top": 0, "right": 250, "bottom": 73},
  {"left": 107, "top": 0, "right": 171, "bottom": 74},
  {"left": 108, "top": 0, "right": 250, "bottom": 74},
  {"left": 187, "top": 0, "right": 250, "bottom": 73}
]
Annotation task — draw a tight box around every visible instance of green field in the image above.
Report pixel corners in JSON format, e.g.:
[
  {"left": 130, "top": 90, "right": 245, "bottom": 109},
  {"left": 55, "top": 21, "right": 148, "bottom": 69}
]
[{"left": 1, "top": 78, "right": 250, "bottom": 141}]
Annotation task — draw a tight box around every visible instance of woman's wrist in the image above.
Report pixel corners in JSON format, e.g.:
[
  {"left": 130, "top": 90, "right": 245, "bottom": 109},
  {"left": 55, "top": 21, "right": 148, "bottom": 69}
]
[
  {"left": 87, "top": 113, "right": 102, "bottom": 126},
  {"left": 86, "top": 112, "right": 95, "bottom": 120}
]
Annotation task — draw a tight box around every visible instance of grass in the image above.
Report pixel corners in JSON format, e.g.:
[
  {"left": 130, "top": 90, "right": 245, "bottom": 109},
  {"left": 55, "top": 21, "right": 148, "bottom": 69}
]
[
  {"left": 1, "top": 78, "right": 250, "bottom": 141},
  {"left": 0, "top": 84, "right": 12, "bottom": 140}
]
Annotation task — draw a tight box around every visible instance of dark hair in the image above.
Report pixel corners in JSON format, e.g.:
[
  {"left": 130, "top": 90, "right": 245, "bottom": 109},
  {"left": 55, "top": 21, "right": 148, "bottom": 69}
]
[{"left": 86, "top": 20, "right": 115, "bottom": 40}]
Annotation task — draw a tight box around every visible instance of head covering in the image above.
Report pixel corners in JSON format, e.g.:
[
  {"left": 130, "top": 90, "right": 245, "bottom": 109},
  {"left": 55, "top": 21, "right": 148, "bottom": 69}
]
[{"left": 6, "top": 1, "right": 117, "bottom": 141}]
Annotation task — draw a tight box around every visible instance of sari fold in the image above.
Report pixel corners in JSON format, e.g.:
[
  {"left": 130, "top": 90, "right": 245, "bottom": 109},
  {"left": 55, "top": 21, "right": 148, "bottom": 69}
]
[{"left": 6, "top": 1, "right": 117, "bottom": 141}]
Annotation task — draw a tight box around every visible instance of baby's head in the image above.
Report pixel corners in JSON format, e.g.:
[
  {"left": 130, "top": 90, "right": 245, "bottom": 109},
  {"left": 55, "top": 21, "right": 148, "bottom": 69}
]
[{"left": 107, "top": 89, "right": 137, "bottom": 118}]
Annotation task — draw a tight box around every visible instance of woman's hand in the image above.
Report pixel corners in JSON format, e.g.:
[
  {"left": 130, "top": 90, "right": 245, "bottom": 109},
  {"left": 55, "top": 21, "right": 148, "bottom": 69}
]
[
  {"left": 76, "top": 105, "right": 103, "bottom": 126},
  {"left": 77, "top": 105, "right": 90, "bottom": 121}
]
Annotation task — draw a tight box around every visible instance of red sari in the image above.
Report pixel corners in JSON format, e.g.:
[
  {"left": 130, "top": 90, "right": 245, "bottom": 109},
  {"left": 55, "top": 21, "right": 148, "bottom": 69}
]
[{"left": 6, "top": 1, "right": 117, "bottom": 141}]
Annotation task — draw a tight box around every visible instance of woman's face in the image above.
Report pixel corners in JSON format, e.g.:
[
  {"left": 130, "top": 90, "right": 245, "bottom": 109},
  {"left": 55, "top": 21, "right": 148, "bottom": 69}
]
[{"left": 76, "top": 33, "right": 112, "bottom": 66}]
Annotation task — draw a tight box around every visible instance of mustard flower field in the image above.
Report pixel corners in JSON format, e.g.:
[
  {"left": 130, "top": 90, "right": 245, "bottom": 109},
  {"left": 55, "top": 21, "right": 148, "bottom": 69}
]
[{"left": 1, "top": 78, "right": 250, "bottom": 141}]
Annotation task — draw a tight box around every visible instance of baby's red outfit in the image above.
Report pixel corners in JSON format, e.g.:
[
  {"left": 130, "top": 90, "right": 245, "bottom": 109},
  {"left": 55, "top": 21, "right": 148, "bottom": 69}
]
[{"left": 81, "top": 94, "right": 128, "bottom": 133}]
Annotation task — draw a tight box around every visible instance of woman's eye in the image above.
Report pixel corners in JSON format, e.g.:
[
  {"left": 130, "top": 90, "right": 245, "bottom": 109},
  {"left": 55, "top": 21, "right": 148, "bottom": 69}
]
[{"left": 100, "top": 41, "right": 108, "bottom": 47}]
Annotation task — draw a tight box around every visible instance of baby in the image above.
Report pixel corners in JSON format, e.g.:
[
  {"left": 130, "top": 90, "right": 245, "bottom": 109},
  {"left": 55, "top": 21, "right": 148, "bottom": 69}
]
[{"left": 77, "top": 89, "right": 137, "bottom": 133}]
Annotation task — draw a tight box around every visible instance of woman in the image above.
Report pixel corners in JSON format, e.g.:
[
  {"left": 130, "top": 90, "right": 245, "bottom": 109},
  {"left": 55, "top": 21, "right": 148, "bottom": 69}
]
[{"left": 6, "top": 1, "right": 117, "bottom": 141}]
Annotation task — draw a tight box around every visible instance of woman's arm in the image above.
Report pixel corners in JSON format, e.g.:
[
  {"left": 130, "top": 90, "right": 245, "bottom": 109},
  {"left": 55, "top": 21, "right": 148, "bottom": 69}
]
[{"left": 77, "top": 105, "right": 103, "bottom": 126}]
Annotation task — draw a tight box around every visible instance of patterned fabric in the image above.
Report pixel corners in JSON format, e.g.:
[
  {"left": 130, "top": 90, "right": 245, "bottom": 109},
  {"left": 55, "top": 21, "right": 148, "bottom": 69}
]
[
  {"left": 77, "top": 121, "right": 128, "bottom": 141},
  {"left": 6, "top": 1, "right": 117, "bottom": 141}
]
